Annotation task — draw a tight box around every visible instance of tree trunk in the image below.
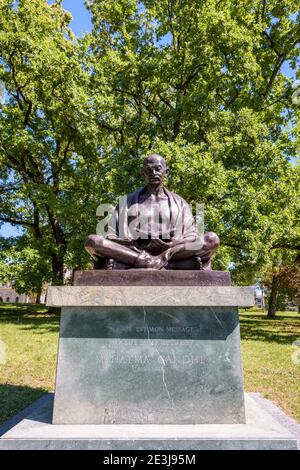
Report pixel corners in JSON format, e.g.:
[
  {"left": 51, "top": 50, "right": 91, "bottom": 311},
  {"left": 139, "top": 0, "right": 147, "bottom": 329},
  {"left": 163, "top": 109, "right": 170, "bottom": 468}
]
[
  {"left": 35, "top": 292, "right": 41, "bottom": 304},
  {"left": 45, "top": 204, "right": 66, "bottom": 285},
  {"left": 51, "top": 252, "right": 64, "bottom": 285},
  {"left": 268, "top": 274, "right": 279, "bottom": 318},
  {"left": 260, "top": 282, "right": 265, "bottom": 311}
]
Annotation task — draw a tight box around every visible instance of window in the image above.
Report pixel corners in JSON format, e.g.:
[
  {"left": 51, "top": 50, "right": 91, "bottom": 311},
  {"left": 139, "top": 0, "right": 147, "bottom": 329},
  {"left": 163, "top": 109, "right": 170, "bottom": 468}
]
[
  {"left": 15, "top": 297, "right": 19, "bottom": 303},
  {"left": 6, "top": 297, "right": 10, "bottom": 302}
]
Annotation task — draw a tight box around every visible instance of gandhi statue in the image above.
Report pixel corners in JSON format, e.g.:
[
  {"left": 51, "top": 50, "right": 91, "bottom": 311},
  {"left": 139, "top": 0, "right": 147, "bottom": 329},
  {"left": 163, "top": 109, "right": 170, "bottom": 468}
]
[{"left": 85, "top": 154, "right": 219, "bottom": 270}]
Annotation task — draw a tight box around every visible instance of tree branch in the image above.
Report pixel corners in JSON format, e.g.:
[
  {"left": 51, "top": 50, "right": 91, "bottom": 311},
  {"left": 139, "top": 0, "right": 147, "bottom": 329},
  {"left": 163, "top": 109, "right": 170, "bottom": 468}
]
[
  {"left": 263, "top": 55, "right": 285, "bottom": 98},
  {"left": 0, "top": 179, "right": 22, "bottom": 192},
  {"left": 8, "top": 49, "right": 33, "bottom": 127},
  {"left": 262, "top": 35, "right": 300, "bottom": 98},
  {"left": 53, "top": 137, "right": 73, "bottom": 179},
  {"left": 271, "top": 243, "right": 300, "bottom": 251},
  {"left": 221, "top": 241, "right": 243, "bottom": 249},
  {"left": 158, "top": 93, "right": 174, "bottom": 109},
  {"left": 263, "top": 31, "right": 282, "bottom": 58},
  {"left": 113, "top": 87, "right": 169, "bottom": 141},
  {"left": 0, "top": 216, "right": 34, "bottom": 227},
  {"left": 23, "top": 99, "right": 33, "bottom": 127},
  {"left": 32, "top": 204, "right": 43, "bottom": 239},
  {"left": 179, "top": 63, "right": 207, "bottom": 91},
  {"left": 44, "top": 204, "right": 66, "bottom": 246}
]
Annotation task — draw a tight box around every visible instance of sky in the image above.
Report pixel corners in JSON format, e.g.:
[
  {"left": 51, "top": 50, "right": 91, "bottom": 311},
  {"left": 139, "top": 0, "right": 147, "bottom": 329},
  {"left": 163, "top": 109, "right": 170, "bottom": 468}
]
[
  {"left": 0, "top": 0, "right": 297, "bottom": 238},
  {"left": 60, "top": 0, "right": 92, "bottom": 37}
]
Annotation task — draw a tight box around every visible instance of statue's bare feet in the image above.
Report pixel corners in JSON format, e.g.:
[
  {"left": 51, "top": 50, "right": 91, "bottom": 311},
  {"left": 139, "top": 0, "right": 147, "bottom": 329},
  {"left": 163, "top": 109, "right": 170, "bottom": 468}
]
[
  {"left": 134, "top": 250, "right": 169, "bottom": 269},
  {"left": 148, "top": 255, "right": 168, "bottom": 270}
]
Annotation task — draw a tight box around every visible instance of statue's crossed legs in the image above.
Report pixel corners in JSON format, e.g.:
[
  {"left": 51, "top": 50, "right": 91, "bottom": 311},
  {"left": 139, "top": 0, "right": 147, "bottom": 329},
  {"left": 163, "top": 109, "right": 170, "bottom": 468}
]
[{"left": 85, "top": 232, "right": 220, "bottom": 270}]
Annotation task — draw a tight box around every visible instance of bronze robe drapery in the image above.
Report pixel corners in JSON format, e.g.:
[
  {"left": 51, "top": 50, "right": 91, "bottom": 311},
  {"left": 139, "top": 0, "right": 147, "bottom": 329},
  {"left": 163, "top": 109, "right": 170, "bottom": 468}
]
[{"left": 106, "top": 186, "right": 199, "bottom": 247}]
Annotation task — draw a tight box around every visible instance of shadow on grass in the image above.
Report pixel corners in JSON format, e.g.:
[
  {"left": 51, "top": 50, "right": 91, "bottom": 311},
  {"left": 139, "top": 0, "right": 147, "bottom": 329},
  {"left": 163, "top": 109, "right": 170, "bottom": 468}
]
[
  {"left": 0, "top": 383, "right": 49, "bottom": 429},
  {"left": 0, "top": 303, "right": 60, "bottom": 334},
  {"left": 240, "top": 314, "right": 300, "bottom": 345}
]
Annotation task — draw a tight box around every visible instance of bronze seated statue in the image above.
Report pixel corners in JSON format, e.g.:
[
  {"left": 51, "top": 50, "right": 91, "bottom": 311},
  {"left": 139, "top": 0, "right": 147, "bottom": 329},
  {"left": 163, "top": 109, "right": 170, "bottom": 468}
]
[{"left": 85, "top": 154, "right": 219, "bottom": 270}]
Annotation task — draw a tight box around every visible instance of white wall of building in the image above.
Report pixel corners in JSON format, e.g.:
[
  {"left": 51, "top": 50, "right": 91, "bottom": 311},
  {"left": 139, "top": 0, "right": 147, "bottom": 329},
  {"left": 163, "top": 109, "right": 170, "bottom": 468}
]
[{"left": 0, "top": 285, "right": 42, "bottom": 304}]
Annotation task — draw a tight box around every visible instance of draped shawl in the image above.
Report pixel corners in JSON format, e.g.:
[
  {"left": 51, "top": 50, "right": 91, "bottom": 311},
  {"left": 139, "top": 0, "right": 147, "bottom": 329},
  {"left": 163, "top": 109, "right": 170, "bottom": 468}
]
[{"left": 107, "top": 186, "right": 198, "bottom": 244}]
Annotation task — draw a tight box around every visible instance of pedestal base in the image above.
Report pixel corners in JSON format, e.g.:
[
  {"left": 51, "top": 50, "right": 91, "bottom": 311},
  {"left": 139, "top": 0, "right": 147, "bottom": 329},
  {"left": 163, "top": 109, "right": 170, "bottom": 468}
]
[
  {"left": 0, "top": 394, "right": 297, "bottom": 450},
  {"left": 53, "top": 305, "right": 245, "bottom": 424}
]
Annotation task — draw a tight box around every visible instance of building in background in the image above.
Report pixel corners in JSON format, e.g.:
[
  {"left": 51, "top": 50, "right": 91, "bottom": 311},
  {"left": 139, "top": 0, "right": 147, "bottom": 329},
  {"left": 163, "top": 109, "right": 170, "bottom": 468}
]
[
  {"left": 0, "top": 284, "right": 46, "bottom": 304},
  {"left": 0, "top": 268, "right": 72, "bottom": 304}
]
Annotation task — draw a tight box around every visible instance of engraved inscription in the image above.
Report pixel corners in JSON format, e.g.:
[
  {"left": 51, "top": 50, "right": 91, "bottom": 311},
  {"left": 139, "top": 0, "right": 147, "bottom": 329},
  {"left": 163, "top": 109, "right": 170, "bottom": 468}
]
[
  {"left": 135, "top": 325, "right": 200, "bottom": 334},
  {"left": 98, "top": 350, "right": 205, "bottom": 368},
  {"left": 105, "top": 325, "right": 201, "bottom": 335}
]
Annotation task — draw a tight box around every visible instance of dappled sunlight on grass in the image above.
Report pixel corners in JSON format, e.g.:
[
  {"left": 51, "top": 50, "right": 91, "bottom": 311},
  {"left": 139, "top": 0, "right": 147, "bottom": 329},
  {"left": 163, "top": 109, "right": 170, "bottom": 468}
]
[
  {"left": 239, "top": 310, "right": 300, "bottom": 421},
  {"left": 240, "top": 315, "right": 300, "bottom": 344},
  {"left": 0, "top": 303, "right": 60, "bottom": 423},
  {"left": 0, "top": 303, "right": 60, "bottom": 335}
]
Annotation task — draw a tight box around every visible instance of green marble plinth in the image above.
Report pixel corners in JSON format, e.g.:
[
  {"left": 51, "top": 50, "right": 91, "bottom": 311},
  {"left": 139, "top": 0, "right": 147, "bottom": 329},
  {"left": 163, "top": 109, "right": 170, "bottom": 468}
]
[{"left": 52, "top": 305, "right": 245, "bottom": 424}]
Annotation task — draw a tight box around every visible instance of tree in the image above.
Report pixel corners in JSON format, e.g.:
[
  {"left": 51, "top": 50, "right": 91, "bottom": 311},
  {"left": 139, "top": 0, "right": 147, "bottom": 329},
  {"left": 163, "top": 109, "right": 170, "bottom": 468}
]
[
  {"left": 0, "top": 0, "right": 101, "bottom": 284},
  {"left": 262, "top": 250, "right": 300, "bottom": 317},
  {"left": 87, "top": 0, "right": 300, "bottom": 285},
  {"left": 0, "top": 235, "right": 52, "bottom": 302}
]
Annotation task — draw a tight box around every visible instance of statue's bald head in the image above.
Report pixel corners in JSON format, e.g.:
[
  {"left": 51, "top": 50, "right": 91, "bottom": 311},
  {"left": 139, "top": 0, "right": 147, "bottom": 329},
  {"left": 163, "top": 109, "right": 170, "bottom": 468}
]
[
  {"left": 143, "top": 154, "right": 167, "bottom": 169},
  {"left": 142, "top": 154, "right": 169, "bottom": 188}
]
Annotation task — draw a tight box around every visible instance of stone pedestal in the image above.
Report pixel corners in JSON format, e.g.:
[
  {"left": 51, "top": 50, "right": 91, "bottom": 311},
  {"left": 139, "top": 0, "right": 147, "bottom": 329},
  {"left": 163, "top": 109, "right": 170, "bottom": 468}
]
[
  {"left": 73, "top": 269, "right": 231, "bottom": 286},
  {"left": 52, "top": 305, "right": 245, "bottom": 425},
  {"left": 46, "top": 278, "right": 254, "bottom": 425},
  {"left": 0, "top": 393, "right": 297, "bottom": 450},
  {"left": 1, "top": 273, "right": 297, "bottom": 450}
]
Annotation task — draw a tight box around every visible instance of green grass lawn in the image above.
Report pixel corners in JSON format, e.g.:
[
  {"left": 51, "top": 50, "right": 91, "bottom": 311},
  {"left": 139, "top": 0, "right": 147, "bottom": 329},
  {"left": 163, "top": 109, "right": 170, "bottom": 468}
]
[
  {"left": 0, "top": 303, "right": 299, "bottom": 424},
  {"left": 240, "top": 308, "right": 300, "bottom": 422},
  {"left": 0, "top": 303, "right": 60, "bottom": 424}
]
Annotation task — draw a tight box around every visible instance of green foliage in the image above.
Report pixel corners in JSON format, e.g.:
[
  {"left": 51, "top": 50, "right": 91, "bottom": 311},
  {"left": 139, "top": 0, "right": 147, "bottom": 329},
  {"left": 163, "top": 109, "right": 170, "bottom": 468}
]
[
  {"left": 0, "top": 0, "right": 102, "bottom": 282},
  {"left": 0, "top": 0, "right": 299, "bottom": 291},
  {"left": 0, "top": 236, "right": 52, "bottom": 295},
  {"left": 87, "top": 0, "right": 300, "bottom": 283}
]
